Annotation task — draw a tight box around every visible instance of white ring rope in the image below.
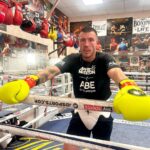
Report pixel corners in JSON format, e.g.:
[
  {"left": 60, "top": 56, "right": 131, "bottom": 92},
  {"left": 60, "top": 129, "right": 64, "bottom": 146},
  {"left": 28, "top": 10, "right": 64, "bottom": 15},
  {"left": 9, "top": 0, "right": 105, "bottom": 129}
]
[
  {"left": 114, "top": 119, "right": 150, "bottom": 127},
  {"left": 48, "top": 112, "right": 150, "bottom": 127},
  {"left": 23, "top": 95, "right": 113, "bottom": 112},
  {"left": 0, "top": 107, "right": 59, "bottom": 143},
  {"left": 124, "top": 72, "right": 150, "bottom": 76},
  {"left": 22, "top": 108, "right": 59, "bottom": 128},
  {"left": 2, "top": 104, "right": 22, "bottom": 110},
  {"left": 0, "top": 105, "right": 38, "bottom": 123},
  {"left": 0, "top": 93, "right": 149, "bottom": 149},
  {"left": 0, "top": 124, "right": 149, "bottom": 150}
]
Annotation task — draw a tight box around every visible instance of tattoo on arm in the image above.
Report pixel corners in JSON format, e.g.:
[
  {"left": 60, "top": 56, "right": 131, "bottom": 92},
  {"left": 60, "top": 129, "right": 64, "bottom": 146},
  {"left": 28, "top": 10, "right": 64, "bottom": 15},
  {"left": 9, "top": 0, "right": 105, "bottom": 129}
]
[
  {"left": 37, "top": 67, "right": 59, "bottom": 84},
  {"left": 38, "top": 74, "right": 49, "bottom": 84}
]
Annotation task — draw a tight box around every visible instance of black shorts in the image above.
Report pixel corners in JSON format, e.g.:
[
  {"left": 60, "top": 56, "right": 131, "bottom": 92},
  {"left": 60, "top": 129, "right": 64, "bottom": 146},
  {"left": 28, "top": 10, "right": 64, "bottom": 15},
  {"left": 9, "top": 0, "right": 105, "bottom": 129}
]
[{"left": 66, "top": 112, "right": 113, "bottom": 141}]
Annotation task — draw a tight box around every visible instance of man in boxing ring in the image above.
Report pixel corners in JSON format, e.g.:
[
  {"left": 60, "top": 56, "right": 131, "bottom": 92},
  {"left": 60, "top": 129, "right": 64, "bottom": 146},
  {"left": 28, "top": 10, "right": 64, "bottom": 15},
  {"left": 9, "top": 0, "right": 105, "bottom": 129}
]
[{"left": 0, "top": 26, "right": 150, "bottom": 150}]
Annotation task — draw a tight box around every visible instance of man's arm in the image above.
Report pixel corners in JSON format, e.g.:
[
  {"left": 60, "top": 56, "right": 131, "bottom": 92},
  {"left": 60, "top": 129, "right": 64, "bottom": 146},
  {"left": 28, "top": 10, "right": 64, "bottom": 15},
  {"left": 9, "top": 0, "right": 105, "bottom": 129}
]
[
  {"left": 0, "top": 65, "right": 61, "bottom": 104},
  {"left": 37, "top": 66, "right": 61, "bottom": 84},
  {"left": 107, "top": 67, "right": 127, "bottom": 85},
  {"left": 107, "top": 67, "right": 150, "bottom": 121}
]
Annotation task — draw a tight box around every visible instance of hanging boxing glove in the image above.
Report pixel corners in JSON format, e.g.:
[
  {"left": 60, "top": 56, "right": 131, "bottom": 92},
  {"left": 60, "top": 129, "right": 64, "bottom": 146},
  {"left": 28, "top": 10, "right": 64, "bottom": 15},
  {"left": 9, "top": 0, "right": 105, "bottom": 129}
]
[
  {"left": 0, "top": 75, "right": 39, "bottom": 104},
  {"left": 3, "top": 2, "right": 13, "bottom": 25},
  {"left": 0, "top": 1, "right": 8, "bottom": 24},
  {"left": 63, "top": 36, "right": 74, "bottom": 47},
  {"left": 74, "top": 37, "right": 79, "bottom": 49},
  {"left": 113, "top": 79, "right": 150, "bottom": 121},
  {"left": 48, "top": 26, "right": 57, "bottom": 41},
  {"left": 20, "top": 19, "right": 36, "bottom": 33},
  {"left": 57, "top": 32, "right": 63, "bottom": 40},
  {"left": 40, "top": 18, "right": 49, "bottom": 38},
  {"left": 13, "top": 2, "right": 23, "bottom": 25},
  {"left": 74, "top": 42, "right": 79, "bottom": 49}
]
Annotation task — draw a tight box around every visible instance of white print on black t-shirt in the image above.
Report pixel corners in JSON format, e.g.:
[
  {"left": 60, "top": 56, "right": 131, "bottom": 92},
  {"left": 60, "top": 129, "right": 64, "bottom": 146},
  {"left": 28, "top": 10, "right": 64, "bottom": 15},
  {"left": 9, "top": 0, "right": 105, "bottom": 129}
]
[
  {"left": 58, "top": 60, "right": 65, "bottom": 66},
  {"left": 80, "top": 88, "right": 96, "bottom": 93},
  {"left": 80, "top": 81, "right": 95, "bottom": 89},
  {"left": 78, "top": 65, "right": 96, "bottom": 93},
  {"left": 108, "top": 61, "right": 117, "bottom": 67},
  {"left": 80, "top": 76, "right": 94, "bottom": 81},
  {"left": 79, "top": 65, "right": 95, "bottom": 75}
]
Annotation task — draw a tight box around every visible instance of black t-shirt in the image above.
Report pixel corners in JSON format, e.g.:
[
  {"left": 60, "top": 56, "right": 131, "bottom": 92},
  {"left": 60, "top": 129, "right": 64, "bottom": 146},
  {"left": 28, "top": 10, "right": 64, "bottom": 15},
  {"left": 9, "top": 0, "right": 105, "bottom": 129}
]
[{"left": 56, "top": 52, "right": 120, "bottom": 100}]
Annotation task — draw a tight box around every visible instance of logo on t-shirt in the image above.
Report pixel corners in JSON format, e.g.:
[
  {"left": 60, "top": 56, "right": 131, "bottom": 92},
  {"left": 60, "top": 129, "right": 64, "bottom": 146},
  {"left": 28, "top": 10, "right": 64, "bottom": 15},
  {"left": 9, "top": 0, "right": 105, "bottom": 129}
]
[
  {"left": 78, "top": 65, "right": 96, "bottom": 75},
  {"left": 58, "top": 60, "right": 65, "bottom": 66},
  {"left": 78, "top": 65, "right": 96, "bottom": 93},
  {"left": 108, "top": 61, "right": 117, "bottom": 67}
]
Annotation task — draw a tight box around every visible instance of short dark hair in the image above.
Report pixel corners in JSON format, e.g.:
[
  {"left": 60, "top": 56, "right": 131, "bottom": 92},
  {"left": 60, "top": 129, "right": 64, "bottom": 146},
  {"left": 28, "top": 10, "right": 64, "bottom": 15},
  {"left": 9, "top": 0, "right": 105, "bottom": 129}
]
[{"left": 80, "top": 26, "right": 97, "bottom": 36}]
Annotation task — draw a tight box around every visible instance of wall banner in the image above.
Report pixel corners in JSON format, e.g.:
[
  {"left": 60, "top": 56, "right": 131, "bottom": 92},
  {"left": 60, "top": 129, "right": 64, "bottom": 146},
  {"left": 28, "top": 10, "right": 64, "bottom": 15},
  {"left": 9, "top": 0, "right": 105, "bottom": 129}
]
[
  {"left": 133, "top": 18, "right": 150, "bottom": 34},
  {"left": 92, "top": 21, "right": 107, "bottom": 36}
]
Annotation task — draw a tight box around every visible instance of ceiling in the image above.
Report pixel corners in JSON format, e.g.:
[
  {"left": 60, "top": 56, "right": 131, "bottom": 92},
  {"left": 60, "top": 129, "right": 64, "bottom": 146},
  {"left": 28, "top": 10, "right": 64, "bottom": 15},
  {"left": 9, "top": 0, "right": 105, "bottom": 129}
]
[{"left": 55, "top": 0, "right": 150, "bottom": 19}]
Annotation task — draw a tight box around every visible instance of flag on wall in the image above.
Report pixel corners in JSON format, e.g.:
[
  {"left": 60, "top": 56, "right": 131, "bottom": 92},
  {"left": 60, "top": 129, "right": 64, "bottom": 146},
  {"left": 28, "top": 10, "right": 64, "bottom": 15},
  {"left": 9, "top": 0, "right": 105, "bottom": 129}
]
[
  {"left": 92, "top": 21, "right": 107, "bottom": 36},
  {"left": 132, "top": 18, "right": 150, "bottom": 34}
]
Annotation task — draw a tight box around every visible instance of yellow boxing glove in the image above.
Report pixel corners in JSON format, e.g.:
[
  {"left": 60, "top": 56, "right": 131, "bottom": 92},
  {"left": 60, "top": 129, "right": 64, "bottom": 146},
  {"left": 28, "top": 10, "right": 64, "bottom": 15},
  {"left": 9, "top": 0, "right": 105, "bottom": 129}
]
[
  {"left": 0, "top": 75, "right": 39, "bottom": 104},
  {"left": 113, "top": 79, "right": 150, "bottom": 121}
]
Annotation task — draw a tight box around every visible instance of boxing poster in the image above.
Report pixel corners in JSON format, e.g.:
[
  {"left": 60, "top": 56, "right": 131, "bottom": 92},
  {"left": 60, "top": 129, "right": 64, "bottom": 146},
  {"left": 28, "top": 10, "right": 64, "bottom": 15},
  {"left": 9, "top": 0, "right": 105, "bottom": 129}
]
[
  {"left": 131, "top": 33, "right": 150, "bottom": 51},
  {"left": 119, "top": 55, "right": 129, "bottom": 64},
  {"left": 130, "top": 56, "right": 139, "bottom": 66},
  {"left": 97, "top": 36, "right": 106, "bottom": 52},
  {"left": 70, "top": 21, "right": 92, "bottom": 37},
  {"left": 53, "top": 7, "right": 69, "bottom": 33},
  {"left": 107, "top": 17, "right": 133, "bottom": 36},
  {"left": 27, "top": 0, "right": 44, "bottom": 12},
  {"left": 92, "top": 21, "right": 107, "bottom": 36},
  {"left": 25, "top": 0, "right": 45, "bottom": 17},
  {"left": 105, "top": 35, "right": 132, "bottom": 53},
  {"left": 133, "top": 18, "right": 150, "bottom": 34}
]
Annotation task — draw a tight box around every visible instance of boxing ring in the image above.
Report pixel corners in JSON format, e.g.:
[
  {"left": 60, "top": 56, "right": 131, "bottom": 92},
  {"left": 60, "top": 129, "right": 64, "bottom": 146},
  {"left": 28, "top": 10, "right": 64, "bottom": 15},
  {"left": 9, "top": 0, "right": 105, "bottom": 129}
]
[
  {"left": 0, "top": 99, "right": 150, "bottom": 150},
  {"left": 0, "top": 72, "right": 149, "bottom": 149}
]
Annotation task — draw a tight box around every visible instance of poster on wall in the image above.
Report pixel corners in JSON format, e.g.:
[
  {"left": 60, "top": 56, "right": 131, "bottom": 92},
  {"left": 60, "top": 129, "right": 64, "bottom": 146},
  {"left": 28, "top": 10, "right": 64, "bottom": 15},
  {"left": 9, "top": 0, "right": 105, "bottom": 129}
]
[
  {"left": 132, "top": 18, "right": 150, "bottom": 34},
  {"left": 43, "top": 1, "right": 69, "bottom": 32},
  {"left": 119, "top": 55, "right": 129, "bottom": 64},
  {"left": 92, "top": 21, "right": 107, "bottom": 36},
  {"left": 27, "top": 0, "right": 45, "bottom": 13},
  {"left": 97, "top": 36, "right": 106, "bottom": 52},
  {"left": 52, "top": 7, "right": 69, "bottom": 33},
  {"left": 131, "top": 33, "right": 150, "bottom": 51},
  {"left": 130, "top": 56, "right": 139, "bottom": 66},
  {"left": 104, "top": 35, "right": 132, "bottom": 53},
  {"left": 70, "top": 21, "right": 92, "bottom": 37},
  {"left": 107, "top": 17, "right": 133, "bottom": 36}
]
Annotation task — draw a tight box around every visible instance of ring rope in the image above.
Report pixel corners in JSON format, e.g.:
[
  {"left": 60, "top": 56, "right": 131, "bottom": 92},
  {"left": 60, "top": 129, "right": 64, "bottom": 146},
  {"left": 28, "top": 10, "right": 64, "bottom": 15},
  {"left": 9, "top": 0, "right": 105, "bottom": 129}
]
[
  {"left": 0, "top": 108, "right": 59, "bottom": 143},
  {"left": 0, "top": 105, "right": 38, "bottom": 123},
  {"left": 48, "top": 112, "right": 150, "bottom": 127},
  {"left": 23, "top": 95, "right": 113, "bottom": 112},
  {"left": 1, "top": 104, "right": 22, "bottom": 110},
  {"left": 0, "top": 124, "right": 148, "bottom": 150},
  {"left": 114, "top": 119, "right": 150, "bottom": 127}
]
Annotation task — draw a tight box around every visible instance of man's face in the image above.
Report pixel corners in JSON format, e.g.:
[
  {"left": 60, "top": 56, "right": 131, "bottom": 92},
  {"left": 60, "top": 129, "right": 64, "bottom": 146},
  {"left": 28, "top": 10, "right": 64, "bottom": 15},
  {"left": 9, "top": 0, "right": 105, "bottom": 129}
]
[{"left": 79, "top": 31, "right": 97, "bottom": 62}]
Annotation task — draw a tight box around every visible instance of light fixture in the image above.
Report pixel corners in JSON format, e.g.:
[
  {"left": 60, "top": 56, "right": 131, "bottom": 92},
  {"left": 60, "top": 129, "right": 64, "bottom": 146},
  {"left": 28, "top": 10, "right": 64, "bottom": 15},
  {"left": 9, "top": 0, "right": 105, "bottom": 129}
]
[
  {"left": 27, "top": 53, "right": 36, "bottom": 65},
  {"left": 82, "top": 0, "right": 103, "bottom": 5}
]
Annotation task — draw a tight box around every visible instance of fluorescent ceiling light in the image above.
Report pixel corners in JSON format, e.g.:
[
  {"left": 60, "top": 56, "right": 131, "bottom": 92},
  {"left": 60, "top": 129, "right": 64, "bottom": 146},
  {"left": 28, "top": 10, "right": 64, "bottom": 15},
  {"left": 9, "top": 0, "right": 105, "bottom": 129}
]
[{"left": 83, "top": 0, "right": 103, "bottom": 5}]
